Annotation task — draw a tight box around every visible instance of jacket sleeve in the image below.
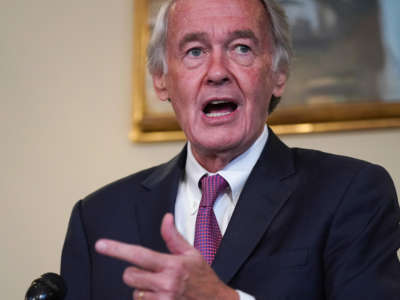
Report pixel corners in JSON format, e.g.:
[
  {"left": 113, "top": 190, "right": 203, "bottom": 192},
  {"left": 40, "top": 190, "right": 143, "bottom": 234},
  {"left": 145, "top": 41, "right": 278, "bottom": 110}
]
[
  {"left": 60, "top": 200, "right": 91, "bottom": 300},
  {"left": 324, "top": 164, "right": 400, "bottom": 299}
]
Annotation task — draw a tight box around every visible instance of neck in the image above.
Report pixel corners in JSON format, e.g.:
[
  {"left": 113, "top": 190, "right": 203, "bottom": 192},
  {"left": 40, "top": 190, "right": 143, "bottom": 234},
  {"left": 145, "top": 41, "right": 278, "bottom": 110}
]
[
  {"left": 189, "top": 126, "right": 266, "bottom": 172},
  {"left": 190, "top": 145, "right": 248, "bottom": 173},
  {"left": 193, "top": 153, "right": 231, "bottom": 173}
]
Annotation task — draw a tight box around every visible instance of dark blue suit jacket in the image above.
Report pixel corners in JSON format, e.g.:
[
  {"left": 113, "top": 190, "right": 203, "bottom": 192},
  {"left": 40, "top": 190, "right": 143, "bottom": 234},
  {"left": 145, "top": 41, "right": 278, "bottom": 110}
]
[{"left": 61, "top": 130, "right": 400, "bottom": 299}]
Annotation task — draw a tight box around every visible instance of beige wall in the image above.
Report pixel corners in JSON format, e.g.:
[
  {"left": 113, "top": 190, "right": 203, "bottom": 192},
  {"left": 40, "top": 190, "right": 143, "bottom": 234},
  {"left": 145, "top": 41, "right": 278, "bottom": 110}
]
[{"left": 1, "top": 0, "right": 399, "bottom": 298}]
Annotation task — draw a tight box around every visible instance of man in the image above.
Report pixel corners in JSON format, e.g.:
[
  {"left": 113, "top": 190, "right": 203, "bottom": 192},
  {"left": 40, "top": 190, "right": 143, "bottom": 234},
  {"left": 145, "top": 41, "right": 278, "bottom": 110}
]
[{"left": 61, "top": 0, "right": 400, "bottom": 299}]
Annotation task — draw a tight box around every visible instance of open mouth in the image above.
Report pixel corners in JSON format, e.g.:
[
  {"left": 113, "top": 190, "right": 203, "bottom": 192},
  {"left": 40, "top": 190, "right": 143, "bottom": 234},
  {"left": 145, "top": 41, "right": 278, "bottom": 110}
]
[{"left": 203, "top": 100, "right": 238, "bottom": 117}]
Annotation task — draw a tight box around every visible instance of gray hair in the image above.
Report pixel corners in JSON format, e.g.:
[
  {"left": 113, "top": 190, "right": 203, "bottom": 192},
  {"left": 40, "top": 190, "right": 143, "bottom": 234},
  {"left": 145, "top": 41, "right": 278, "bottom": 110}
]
[{"left": 147, "top": 0, "right": 292, "bottom": 112}]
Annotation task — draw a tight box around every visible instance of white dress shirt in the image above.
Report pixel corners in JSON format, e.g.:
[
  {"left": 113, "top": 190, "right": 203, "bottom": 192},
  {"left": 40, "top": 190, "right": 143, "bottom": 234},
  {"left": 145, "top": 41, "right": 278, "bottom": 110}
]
[{"left": 174, "top": 125, "right": 269, "bottom": 300}]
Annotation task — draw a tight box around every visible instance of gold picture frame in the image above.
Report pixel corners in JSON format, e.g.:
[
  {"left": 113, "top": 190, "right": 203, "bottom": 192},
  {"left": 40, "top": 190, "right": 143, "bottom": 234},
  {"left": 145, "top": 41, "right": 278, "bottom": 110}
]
[{"left": 130, "top": 0, "right": 400, "bottom": 142}]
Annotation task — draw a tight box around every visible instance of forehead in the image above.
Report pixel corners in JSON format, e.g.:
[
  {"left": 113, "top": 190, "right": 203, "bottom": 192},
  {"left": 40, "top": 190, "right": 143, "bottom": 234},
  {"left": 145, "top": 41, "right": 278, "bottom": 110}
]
[{"left": 168, "top": 0, "right": 270, "bottom": 40}]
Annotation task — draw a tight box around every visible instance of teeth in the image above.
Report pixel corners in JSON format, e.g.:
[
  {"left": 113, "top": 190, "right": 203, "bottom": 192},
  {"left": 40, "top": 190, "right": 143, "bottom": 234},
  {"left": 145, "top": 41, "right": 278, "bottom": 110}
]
[
  {"left": 210, "top": 100, "right": 228, "bottom": 105},
  {"left": 206, "top": 111, "right": 231, "bottom": 117}
]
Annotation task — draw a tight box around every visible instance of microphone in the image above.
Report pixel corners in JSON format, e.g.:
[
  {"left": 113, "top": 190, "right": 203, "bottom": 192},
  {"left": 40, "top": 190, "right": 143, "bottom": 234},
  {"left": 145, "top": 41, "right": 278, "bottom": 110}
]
[{"left": 25, "top": 273, "right": 67, "bottom": 300}]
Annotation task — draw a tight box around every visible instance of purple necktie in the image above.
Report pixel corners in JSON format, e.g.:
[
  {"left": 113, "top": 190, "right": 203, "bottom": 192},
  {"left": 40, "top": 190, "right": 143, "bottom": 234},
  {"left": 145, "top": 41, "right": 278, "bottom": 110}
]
[{"left": 194, "top": 174, "right": 228, "bottom": 265}]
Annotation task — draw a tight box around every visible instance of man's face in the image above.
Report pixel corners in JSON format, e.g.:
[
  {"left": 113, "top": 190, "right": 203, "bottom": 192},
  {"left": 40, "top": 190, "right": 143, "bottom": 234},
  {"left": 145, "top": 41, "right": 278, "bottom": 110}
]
[{"left": 153, "top": 0, "right": 286, "bottom": 162}]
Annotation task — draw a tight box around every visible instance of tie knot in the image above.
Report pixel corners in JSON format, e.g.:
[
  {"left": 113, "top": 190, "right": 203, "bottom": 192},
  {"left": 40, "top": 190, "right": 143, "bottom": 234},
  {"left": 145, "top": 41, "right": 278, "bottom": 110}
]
[{"left": 199, "top": 174, "right": 228, "bottom": 207}]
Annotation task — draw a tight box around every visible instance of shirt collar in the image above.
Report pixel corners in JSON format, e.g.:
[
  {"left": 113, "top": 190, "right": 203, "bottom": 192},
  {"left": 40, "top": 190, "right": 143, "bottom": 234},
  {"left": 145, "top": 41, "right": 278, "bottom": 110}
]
[{"left": 185, "top": 125, "right": 269, "bottom": 204}]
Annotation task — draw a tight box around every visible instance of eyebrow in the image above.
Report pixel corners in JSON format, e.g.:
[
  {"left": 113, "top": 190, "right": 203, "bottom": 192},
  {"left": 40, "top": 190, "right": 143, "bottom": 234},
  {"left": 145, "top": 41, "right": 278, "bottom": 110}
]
[
  {"left": 178, "top": 32, "right": 209, "bottom": 51},
  {"left": 177, "top": 29, "right": 260, "bottom": 51},
  {"left": 227, "top": 30, "right": 260, "bottom": 47}
]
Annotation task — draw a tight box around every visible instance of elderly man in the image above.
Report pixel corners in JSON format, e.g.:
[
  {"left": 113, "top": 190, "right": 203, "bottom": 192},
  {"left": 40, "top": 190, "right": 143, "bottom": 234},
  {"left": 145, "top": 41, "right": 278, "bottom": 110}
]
[{"left": 61, "top": 0, "right": 400, "bottom": 299}]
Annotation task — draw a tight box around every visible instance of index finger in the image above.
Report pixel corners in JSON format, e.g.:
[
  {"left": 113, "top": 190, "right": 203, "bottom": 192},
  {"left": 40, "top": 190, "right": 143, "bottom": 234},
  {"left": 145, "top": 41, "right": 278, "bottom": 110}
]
[{"left": 95, "top": 239, "right": 170, "bottom": 271}]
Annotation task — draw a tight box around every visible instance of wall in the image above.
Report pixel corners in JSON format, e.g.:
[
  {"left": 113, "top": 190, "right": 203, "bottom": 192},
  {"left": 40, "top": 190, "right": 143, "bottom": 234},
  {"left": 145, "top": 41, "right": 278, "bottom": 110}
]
[{"left": 1, "top": 0, "right": 399, "bottom": 298}]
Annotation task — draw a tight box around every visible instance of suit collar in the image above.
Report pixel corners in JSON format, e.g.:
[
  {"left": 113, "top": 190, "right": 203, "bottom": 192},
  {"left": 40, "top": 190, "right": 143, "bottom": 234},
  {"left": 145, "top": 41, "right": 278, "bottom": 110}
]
[
  {"left": 141, "top": 146, "right": 187, "bottom": 190},
  {"left": 256, "top": 128, "right": 296, "bottom": 180}
]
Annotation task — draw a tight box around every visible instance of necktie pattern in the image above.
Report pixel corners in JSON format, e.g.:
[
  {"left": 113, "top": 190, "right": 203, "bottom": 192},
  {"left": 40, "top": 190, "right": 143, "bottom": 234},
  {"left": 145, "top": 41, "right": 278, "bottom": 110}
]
[{"left": 194, "top": 174, "right": 228, "bottom": 265}]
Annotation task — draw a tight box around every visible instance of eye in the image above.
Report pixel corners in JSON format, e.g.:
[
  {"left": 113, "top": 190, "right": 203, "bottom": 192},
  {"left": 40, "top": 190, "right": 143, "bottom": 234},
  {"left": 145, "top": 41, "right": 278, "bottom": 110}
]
[
  {"left": 229, "top": 43, "right": 255, "bottom": 66},
  {"left": 234, "top": 44, "right": 251, "bottom": 54},
  {"left": 187, "top": 47, "right": 203, "bottom": 57},
  {"left": 183, "top": 46, "right": 206, "bottom": 68}
]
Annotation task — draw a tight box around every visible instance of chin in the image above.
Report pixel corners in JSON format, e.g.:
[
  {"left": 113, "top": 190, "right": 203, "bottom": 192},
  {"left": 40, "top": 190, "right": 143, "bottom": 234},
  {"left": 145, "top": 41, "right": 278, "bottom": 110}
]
[{"left": 193, "top": 135, "right": 242, "bottom": 154}]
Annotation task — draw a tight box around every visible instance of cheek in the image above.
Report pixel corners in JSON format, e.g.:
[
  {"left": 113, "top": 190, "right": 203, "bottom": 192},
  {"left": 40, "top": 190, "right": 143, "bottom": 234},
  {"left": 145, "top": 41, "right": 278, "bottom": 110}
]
[
  {"left": 243, "top": 67, "right": 274, "bottom": 100},
  {"left": 244, "top": 70, "right": 274, "bottom": 120},
  {"left": 167, "top": 68, "right": 200, "bottom": 98},
  {"left": 168, "top": 88, "right": 196, "bottom": 128}
]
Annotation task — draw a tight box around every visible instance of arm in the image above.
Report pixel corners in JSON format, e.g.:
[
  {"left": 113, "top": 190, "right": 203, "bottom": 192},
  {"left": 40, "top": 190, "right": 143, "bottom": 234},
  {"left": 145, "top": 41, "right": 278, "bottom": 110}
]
[
  {"left": 324, "top": 164, "right": 400, "bottom": 299},
  {"left": 60, "top": 201, "right": 92, "bottom": 300}
]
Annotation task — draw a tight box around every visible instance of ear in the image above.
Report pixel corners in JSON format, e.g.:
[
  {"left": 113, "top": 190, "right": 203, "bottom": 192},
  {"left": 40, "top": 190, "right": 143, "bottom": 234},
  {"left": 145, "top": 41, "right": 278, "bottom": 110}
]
[
  {"left": 272, "top": 71, "right": 287, "bottom": 98},
  {"left": 152, "top": 73, "right": 169, "bottom": 102}
]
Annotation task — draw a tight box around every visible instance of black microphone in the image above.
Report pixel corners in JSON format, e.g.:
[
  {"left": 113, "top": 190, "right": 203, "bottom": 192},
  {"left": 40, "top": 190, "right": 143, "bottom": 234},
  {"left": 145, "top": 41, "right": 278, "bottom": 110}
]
[{"left": 25, "top": 273, "right": 67, "bottom": 300}]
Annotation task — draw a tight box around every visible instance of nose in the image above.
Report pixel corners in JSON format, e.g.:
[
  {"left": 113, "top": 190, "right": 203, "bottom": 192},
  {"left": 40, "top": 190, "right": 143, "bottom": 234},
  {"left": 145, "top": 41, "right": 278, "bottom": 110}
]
[{"left": 205, "top": 50, "right": 231, "bottom": 86}]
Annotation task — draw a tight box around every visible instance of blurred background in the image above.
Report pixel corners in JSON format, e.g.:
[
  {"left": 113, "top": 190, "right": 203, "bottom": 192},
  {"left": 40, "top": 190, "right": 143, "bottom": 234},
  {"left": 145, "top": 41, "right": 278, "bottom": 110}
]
[{"left": 1, "top": 0, "right": 399, "bottom": 299}]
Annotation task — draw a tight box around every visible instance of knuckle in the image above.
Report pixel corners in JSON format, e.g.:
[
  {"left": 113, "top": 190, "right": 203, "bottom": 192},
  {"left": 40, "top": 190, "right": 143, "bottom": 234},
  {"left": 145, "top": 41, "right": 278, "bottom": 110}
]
[
  {"left": 165, "top": 256, "right": 179, "bottom": 268},
  {"left": 173, "top": 259, "right": 185, "bottom": 272},
  {"left": 163, "top": 275, "right": 184, "bottom": 295},
  {"left": 160, "top": 271, "right": 187, "bottom": 296},
  {"left": 161, "top": 278, "right": 176, "bottom": 292}
]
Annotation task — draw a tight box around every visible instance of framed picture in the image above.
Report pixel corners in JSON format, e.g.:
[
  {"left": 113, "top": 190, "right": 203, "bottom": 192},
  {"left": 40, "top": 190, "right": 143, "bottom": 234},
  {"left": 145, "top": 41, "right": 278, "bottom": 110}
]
[{"left": 130, "top": 0, "right": 400, "bottom": 142}]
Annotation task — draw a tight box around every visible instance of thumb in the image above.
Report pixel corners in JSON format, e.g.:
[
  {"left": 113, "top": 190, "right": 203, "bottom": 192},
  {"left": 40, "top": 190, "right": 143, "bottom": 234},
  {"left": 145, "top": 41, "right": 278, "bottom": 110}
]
[{"left": 161, "top": 213, "right": 193, "bottom": 255}]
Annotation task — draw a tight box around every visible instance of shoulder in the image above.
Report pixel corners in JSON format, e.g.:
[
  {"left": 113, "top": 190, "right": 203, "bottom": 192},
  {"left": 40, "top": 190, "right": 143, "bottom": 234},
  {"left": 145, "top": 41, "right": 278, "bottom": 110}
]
[
  {"left": 71, "top": 165, "right": 158, "bottom": 221},
  {"left": 74, "top": 144, "right": 185, "bottom": 218},
  {"left": 291, "top": 147, "right": 391, "bottom": 182},
  {"left": 263, "top": 130, "right": 393, "bottom": 188},
  {"left": 289, "top": 147, "right": 397, "bottom": 213},
  {"left": 80, "top": 146, "right": 186, "bottom": 208},
  {"left": 84, "top": 164, "right": 160, "bottom": 202}
]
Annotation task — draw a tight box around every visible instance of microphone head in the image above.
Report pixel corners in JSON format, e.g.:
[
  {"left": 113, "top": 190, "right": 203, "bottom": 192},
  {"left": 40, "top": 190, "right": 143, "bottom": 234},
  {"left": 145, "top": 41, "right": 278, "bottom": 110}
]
[{"left": 25, "top": 273, "right": 67, "bottom": 300}]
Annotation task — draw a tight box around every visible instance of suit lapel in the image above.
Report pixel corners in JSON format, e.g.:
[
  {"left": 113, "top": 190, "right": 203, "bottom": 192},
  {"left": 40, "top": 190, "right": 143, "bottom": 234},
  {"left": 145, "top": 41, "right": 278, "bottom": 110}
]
[
  {"left": 213, "top": 130, "right": 299, "bottom": 283},
  {"left": 134, "top": 146, "right": 187, "bottom": 254}
]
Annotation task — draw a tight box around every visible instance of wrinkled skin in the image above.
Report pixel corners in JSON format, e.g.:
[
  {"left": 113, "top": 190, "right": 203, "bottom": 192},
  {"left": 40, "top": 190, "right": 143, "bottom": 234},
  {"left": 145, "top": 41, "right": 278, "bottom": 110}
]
[{"left": 153, "top": 0, "right": 286, "bottom": 172}]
